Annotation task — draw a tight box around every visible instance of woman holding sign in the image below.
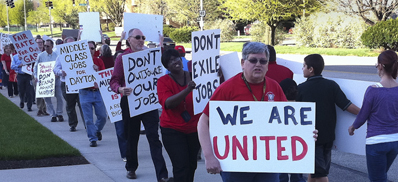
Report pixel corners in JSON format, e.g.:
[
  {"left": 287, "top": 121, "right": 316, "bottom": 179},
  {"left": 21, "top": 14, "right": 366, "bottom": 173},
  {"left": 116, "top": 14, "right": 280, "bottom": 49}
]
[
  {"left": 349, "top": 50, "right": 398, "bottom": 182},
  {"left": 1, "top": 44, "right": 18, "bottom": 97},
  {"left": 158, "top": 49, "right": 201, "bottom": 182}
]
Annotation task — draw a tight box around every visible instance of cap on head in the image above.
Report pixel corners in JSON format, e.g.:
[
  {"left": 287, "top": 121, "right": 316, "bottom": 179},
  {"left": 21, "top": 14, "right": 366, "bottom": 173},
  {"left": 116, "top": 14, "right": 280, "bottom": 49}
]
[{"left": 175, "top": 45, "right": 185, "bottom": 54}]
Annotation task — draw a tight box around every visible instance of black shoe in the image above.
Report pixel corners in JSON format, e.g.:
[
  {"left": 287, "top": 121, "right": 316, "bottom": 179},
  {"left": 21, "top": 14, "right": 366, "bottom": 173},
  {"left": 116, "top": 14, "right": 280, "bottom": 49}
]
[
  {"left": 140, "top": 130, "right": 146, "bottom": 135},
  {"left": 33, "top": 101, "right": 36, "bottom": 104},
  {"left": 90, "top": 141, "right": 97, "bottom": 147},
  {"left": 126, "top": 171, "right": 137, "bottom": 179},
  {"left": 51, "top": 117, "right": 57, "bottom": 122},
  {"left": 57, "top": 115, "right": 64, "bottom": 122},
  {"left": 28, "top": 108, "right": 32, "bottom": 112},
  {"left": 96, "top": 131, "right": 102, "bottom": 141},
  {"left": 20, "top": 102, "right": 24, "bottom": 108},
  {"left": 159, "top": 177, "right": 174, "bottom": 182},
  {"left": 70, "top": 126, "right": 76, "bottom": 132}
]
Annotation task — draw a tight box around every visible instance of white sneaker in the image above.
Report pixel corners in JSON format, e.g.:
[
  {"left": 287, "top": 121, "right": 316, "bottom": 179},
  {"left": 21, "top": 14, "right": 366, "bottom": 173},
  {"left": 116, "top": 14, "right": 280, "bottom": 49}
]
[{"left": 122, "top": 158, "right": 127, "bottom": 162}]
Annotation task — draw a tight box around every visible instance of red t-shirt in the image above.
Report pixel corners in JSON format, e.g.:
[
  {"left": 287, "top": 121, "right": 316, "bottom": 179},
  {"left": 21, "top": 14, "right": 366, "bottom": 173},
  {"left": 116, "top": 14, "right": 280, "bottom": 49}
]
[
  {"left": 203, "top": 73, "right": 287, "bottom": 116},
  {"left": 158, "top": 74, "right": 200, "bottom": 134},
  {"left": 1, "top": 54, "right": 11, "bottom": 71},
  {"left": 93, "top": 57, "right": 105, "bottom": 71},
  {"left": 265, "top": 62, "right": 293, "bottom": 83}
]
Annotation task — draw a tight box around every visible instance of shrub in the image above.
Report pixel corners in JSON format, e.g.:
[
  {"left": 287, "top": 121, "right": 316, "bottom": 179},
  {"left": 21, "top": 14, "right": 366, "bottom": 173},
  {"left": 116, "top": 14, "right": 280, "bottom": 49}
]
[
  {"left": 361, "top": 19, "right": 398, "bottom": 51},
  {"left": 169, "top": 26, "right": 199, "bottom": 43},
  {"left": 163, "top": 26, "right": 175, "bottom": 37},
  {"left": 101, "top": 22, "right": 115, "bottom": 31},
  {"left": 205, "top": 19, "right": 236, "bottom": 42},
  {"left": 250, "top": 22, "right": 285, "bottom": 45},
  {"left": 294, "top": 12, "right": 368, "bottom": 48}
]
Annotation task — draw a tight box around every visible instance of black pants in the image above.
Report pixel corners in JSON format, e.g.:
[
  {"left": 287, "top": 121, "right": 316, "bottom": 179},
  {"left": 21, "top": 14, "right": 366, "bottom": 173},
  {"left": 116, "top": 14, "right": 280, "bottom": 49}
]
[
  {"left": 61, "top": 82, "right": 84, "bottom": 128},
  {"left": 121, "top": 96, "right": 168, "bottom": 181},
  {"left": 17, "top": 74, "right": 33, "bottom": 109},
  {"left": 161, "top": 127, "right": 201, "bottom": 182}
]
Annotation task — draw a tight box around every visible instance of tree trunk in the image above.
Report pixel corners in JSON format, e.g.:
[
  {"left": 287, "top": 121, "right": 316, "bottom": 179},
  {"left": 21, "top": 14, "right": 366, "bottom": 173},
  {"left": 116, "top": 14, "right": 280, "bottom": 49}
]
[
  {"left": 270, "top": 25, "right": 276, "bottom": 46},
  {"left": 36, "top": 23, "right": 38, "bottom": 32}
]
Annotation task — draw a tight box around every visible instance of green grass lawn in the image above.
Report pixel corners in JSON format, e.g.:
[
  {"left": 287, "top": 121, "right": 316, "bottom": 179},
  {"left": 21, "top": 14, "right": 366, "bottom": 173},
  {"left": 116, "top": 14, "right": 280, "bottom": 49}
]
[
  {"left": 177, "top": 42, "right": 381, "bottom": 57},
  {"left": 0, "top": 94, "right": 81, "bottom": 160}
]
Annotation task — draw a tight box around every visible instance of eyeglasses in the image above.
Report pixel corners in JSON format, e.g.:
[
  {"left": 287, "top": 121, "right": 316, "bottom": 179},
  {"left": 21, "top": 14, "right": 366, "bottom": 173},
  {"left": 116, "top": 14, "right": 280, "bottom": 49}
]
[
  {"left": 375, "top": 63, "right": 385, "bottom": 68},
  {"left": 90, "top": 47, "right": 96, "bottom": 50},
  {"left": 36, "top": 41, "right": 43, "bottom": 44},
  {"left": 247, "top": 58, "right": 268, "bottom": 65},
  {"left": 130, "top": 35, "right": 146, "bottom": 40}
]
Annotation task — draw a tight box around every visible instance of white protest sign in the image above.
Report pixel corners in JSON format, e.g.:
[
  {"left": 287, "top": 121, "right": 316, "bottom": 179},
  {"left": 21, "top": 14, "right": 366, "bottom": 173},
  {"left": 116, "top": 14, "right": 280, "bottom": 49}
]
[
  {"left": 122, "top": 47, "right": 163, "bottom": 117},
  {"left": 123, "top": 13, "right": 163, "bottom": 42},
  {"left": 9, "top": 30, "right": 41, "bottom": 65},
  {"left": 293, "top": 74, "right": 373, "bottom": 156},
  {"left": 36, "top": 61, "right": 56, "bottom": 98},
  {"left": 220, "top": 52, "right": 241, "bottom": 80},
  {"left": 209, "top": 101, "right": 315, "bottom": 173},
  {"left": 79, "top": 12, "right": 101, "bottom": 42},
  {"left": 65, "top": 84, "right": 79, "bottom": 94},
  {"left": 21, "top": 63, "right": 33, "bottom": 75},
  {"left": 56, "top": 40, "right": 95, "bottom": 90},
  {"left": 191, "top": 29, "right": 221, "bottom": 115},
  {"left": 1, "top": 33, "right": 12, "bottom": 54},
  {"left": 96, "top": 68, "right": 122, "bottom": 123}
]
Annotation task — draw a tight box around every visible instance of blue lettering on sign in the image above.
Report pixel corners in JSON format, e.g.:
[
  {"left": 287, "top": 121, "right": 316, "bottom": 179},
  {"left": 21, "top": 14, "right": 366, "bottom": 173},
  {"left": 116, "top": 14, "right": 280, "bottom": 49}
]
[
  {"left": 268, "top": 106, "right": 282, "bottom": 124},
  {"left": 300, "top": 107, "right": 312, "bottom": 125},
  {"left": 284, "top": 106, "right": 298, "bottom": 125}
]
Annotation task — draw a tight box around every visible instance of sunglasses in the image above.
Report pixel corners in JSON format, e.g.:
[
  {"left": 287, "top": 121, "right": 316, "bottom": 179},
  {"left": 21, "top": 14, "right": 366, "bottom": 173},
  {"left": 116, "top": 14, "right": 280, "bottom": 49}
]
[
  {"left": 131, "top": 35, "right": 146, "bottom": 40},
  {"left": 90, "top": 47, "right": 96, "bottom": 50},
  {"left": 247, "top": 58, "right": 268, "bottom": 65}
]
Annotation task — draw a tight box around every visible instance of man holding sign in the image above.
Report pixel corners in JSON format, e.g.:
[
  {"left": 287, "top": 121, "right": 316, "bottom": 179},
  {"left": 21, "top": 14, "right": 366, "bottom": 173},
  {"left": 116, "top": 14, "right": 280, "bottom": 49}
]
[
  {"left": 198, "top": 42, "right": 317, "bottom": 182},
  {"left": 110, "top": 28, "right": 170, "bottom": 181},
  {"left": 34, "top": 39, "right": 64, "bottom": 123}
]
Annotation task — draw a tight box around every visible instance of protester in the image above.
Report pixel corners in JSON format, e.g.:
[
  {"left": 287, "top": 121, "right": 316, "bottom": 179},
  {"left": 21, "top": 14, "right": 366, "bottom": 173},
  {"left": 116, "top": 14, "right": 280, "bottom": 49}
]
[
  {"left": 99, "top": 44, "right": 114, "bottom": 69},
  {"left": 35, "top": 37, "right": 49, "bottom": 116},
  {"left": 279, "top": 78, "right": 306, "bottom": 182},
  {"left": 197, "top": 42, "right": 289, "bottom": 181},
  {"left": 265, "top": 45, "right": 293, "bottom": 83},
  {"left": 11, "top": 54, "right": 33, "bottom": 111},
  {"left": 112, "top": 50, "right": 127, "bottom": 162},
  {"left": 116, "top": 31, "right": 130, "bottom": 52},
  {"left": 165, "top": 45, "right": 189, "bottom": 74},
  {"left": 348, "top": 50, "right": 398, "bottom": 182},
  {"left": 110, "top": 28, "right": 170, "bottom": 181},
  {"left": 296, "top": 54, "right": 360, "bottom": 182},
  {"left": 34, "top": 39, "right": 64, "bottom": 122},
  {"left": 158, "top": 49, "right": 200, "bottom": 182},
  {"left": 53, "top": 36, "right": 85, "bottom": 132},
  {"left": 1, "top": 44, "right": 18, "bottom": 97},
  {"left": 79, "top": 41, "right": 107, "bottom": 147}
]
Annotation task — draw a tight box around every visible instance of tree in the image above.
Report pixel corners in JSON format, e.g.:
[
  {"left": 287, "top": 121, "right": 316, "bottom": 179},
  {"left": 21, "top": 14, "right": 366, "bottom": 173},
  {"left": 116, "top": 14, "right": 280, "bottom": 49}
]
[
  {"left": 0, "top": 2, "right": 7, "bottom": 27},
  {"left": 27, "top": 5, "right": 50, "bottom": 32},
  {"left": 51, "top": 0, "right": 85, "bottom": 29},
  {"left": 338, "top": 0, "right": 398, "bottom": 26},
  {"left": 9, "top": 0, "right": 34, "bottom": 27},
  {"left": 90, "top": 0, "right": 126, "bottom": 27},
  {"left": 221, "top": 0, "right": 323, "bottom": 45}
]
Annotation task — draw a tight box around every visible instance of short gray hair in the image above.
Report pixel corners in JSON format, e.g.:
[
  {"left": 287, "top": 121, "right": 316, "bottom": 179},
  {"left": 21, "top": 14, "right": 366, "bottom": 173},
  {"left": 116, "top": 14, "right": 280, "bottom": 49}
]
[
  {"left": 128, "top": 28, "right": 138, "bottom": 36},
  {"left": 242, "top": 42, "right": 269, "bottom": 61},
  {"left": 64, "top": 36, "right": 75, "bottom": 42}
]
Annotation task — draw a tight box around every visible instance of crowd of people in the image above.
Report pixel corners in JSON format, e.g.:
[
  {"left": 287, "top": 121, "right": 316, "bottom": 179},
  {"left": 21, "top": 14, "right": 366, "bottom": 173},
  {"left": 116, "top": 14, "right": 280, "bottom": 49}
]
[{"left": 1, "top": 27, "right": 397, "bottom": 182}]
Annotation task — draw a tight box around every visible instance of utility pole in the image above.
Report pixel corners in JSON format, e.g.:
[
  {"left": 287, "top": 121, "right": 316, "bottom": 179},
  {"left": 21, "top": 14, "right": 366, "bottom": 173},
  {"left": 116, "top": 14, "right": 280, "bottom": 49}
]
[
  {"left": 49, "top": 7, "right": 53, "bottom": 37},
  {"left": 6, "top": 5, "right": 10, "bottom": 34},
  {"left": 24, "top": 0, "right": 27, "bottom": 31},
  {"left": 86, "top": 0, "right": 90, "bottom": 12},
  {"left": 200, "top": 0, "right": 204, "bottom": 31}
]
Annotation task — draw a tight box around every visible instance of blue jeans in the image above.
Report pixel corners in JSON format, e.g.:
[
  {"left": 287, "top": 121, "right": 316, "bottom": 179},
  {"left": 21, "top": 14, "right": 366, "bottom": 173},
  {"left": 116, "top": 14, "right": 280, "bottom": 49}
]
[
  {"left": 279, "top": 173, "right": 306, "bottom": 182},
  {"left": 79, "top": 89, "right": 107, "bottom": 142},
  {"left": 44, "top": 78, "right": 63, "bottom": 117},
  {"left": 114, "top": 120, "right": 127, "bottom": 158},
  {"left": 366, "top": 141, "right": 398, "bottom": 182},
  {"left": 220, "top": 172, "right": 279, "bottom": 182}
]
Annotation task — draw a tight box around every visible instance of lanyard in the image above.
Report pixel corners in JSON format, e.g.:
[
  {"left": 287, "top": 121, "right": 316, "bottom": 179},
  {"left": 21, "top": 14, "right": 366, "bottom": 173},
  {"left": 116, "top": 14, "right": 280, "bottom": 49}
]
[{"left": 242, "top": 73, "right": 266, "bottom": 101}]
